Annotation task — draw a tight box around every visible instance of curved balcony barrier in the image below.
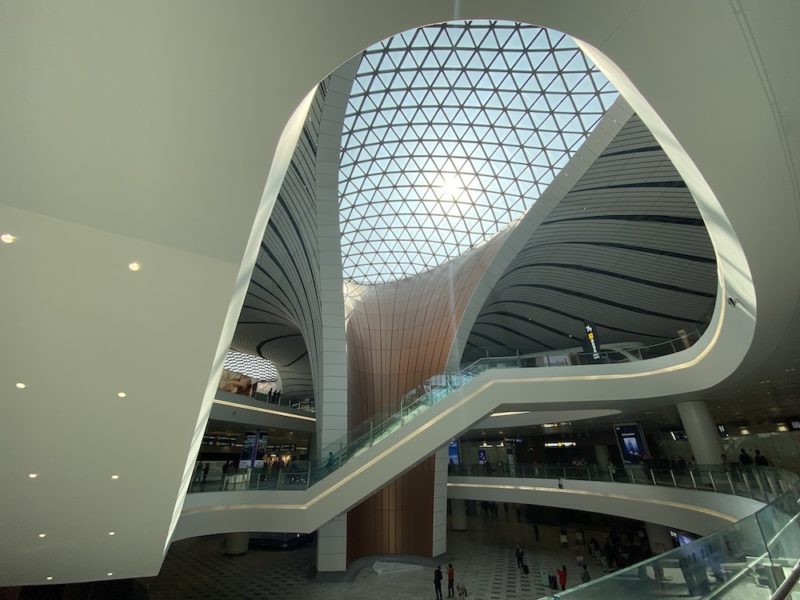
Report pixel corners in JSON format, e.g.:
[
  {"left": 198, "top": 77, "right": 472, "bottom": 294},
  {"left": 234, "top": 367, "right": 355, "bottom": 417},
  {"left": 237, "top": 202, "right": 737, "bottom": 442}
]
[
  {"left": 191, "top": 332, "right": 701, "bottom": 496},
  {"left": 447, "top": 462, "right": 800, "bottom": 598},
  {"left": 452, "top": 462, "right": 795, "bottom": 506}
]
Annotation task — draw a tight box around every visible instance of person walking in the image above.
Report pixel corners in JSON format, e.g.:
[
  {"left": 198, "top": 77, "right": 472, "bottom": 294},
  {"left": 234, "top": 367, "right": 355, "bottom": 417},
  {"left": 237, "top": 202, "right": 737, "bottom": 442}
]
[
  {"left": 515, "top": 545, "right": 525, "bottom": 571},
  {"left": 580, "top": 564, "right": 591, "bottom": 584},
  {"left": 557, "top": 565, "right": 568, "bottom": 590},
  {"left": 202, "top": 462, "right": 209, "bottom": 484},
  {"left": 434, "top": 566, "right": 443, "bottom": 600},
  {"left": 447, "top": 563, "right": 455, "bottom": 598},
  {"left": 327, "top": 451, "right": 335, "bottom": 472}
]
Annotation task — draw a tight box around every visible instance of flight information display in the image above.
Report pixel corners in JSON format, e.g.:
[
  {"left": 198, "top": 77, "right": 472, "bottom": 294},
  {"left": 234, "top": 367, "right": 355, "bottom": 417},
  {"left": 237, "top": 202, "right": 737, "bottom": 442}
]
[{"left": 614, "top": 423, "right": 649, "bottom": 464}]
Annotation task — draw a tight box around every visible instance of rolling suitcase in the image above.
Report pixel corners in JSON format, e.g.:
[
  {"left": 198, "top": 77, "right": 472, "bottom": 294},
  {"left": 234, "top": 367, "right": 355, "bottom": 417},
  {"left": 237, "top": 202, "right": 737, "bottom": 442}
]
[{"left": 522, "top": 564, "right": 530, "bottom": 575}]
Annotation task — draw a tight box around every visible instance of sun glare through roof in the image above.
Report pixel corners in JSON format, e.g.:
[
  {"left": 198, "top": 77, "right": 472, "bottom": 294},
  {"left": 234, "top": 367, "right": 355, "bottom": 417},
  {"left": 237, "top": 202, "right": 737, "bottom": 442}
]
[{"left": 339, "top": 20, "right": 618, "bottom": 285}]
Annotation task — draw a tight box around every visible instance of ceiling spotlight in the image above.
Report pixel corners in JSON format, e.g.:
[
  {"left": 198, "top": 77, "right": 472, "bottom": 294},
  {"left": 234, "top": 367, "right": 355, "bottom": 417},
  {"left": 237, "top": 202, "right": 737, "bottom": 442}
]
[
  {"left": 107, "top": 572, "right": 114, "bottom": 577},
  {"left": 1, "top": 233, "right": 17, "bottom": 244},
  {"left": 28, "top": 473, "right": 38, "bottom": 479},
  {"left": 38, "top": 533, "right": 47, "bottom": 538},
  {"left": 15, "top": 382, "right": 26, "bottom": 389},
  {"left": 108, "top": 531, "right": 116, "bottom": 536},
  {"left": 46, "top": 576, "right": 53, "bottom": 581},
  {"left": 117, "top": 392, "right": 127, "bottom": 398},
  {"left": 127, "top": 262, "right": 141, "bottom": 272},
  {"left": 111, "top": 474, "right": 120, "bottom": 480}
]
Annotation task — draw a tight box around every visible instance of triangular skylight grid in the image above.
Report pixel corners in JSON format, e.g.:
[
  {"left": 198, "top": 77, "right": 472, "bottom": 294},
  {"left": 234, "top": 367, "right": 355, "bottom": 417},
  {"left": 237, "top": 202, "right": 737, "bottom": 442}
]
[
  {"left": 339, "top": 20, "right": 618, "bottom": 285},
  {"left": 223, "top": 350, "right": 278, "bottom": 381}
]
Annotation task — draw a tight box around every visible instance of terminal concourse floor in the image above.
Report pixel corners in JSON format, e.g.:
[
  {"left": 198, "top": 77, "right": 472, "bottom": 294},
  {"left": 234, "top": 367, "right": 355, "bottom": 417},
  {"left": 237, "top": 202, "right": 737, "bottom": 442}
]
[{"left": 143, "top": 509, "right": 593, "bottom": 600}]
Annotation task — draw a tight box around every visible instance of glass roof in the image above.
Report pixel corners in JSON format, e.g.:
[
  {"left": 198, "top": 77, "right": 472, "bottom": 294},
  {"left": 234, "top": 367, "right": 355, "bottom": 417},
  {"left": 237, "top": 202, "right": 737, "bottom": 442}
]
[
  {"left": 224, "top": 350, "right": 278, "bottom": 381},
  {"left": 339, "top": 21, "right": 618, "bottom": 285}
]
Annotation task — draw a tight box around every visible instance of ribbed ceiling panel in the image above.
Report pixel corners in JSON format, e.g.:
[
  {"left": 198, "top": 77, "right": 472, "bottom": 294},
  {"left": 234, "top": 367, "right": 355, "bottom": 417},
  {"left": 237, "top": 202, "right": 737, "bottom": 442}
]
[
  {"left": 463, "top": 114, "right": 717, "bottom": 363},
  {"left": 230, "top": 85, "right": 328, "bottom": 400}
]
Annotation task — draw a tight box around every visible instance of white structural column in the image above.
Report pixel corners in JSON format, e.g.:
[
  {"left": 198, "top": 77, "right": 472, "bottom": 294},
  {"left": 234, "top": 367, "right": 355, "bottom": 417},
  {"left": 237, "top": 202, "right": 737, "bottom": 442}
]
[
  {"left": 645, "top": 522, "right": 673, "bottom": 555},
  {"left": 223, "top": 532, "right": 250, "bottom": 556},
  {"left": 313, "top": 58, "right": 359, "bottom": 572},
  {"left": 450, "top": 499, "right": 467, "bottom": 532},
  {"left": 432, "top": 447, "right": 449, "bottom": 556},
  {"left": 316, "top": 513, "right": 348, "bottom": 572},
  {"left": 677, "top": 401, "right": 724, "bottom": 466},
  {"left": 594, "top": 445, "right": 611, "bottom": 470}
]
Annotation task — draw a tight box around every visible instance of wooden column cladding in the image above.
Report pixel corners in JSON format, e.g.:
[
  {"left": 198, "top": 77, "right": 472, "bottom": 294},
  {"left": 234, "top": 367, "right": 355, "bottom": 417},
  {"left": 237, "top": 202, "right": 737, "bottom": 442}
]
[{"left": 345, "top": 229, "right": 509, "bottom": 562}]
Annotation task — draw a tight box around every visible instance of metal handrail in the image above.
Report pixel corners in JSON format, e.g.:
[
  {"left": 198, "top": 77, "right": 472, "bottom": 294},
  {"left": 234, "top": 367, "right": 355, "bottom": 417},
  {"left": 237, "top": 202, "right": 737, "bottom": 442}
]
[
  {"left": 771, "top": 556, "right": 800, "bottom": 599},
  {"left": 196, "top": 330, "right": 704, "bottom": 495},
  {"left": 448, "top": 462, "right": 793, "bottom": 506}
]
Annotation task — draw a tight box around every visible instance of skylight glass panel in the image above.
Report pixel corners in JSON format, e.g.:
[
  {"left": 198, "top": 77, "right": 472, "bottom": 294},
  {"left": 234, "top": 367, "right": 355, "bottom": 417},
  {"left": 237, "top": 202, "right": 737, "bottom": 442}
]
[
  {"left": 223, "top": 351, "right": 278, "bottom": 381},
  {"left": 339, "top": 20, "right": 618, "bottom": 285}
]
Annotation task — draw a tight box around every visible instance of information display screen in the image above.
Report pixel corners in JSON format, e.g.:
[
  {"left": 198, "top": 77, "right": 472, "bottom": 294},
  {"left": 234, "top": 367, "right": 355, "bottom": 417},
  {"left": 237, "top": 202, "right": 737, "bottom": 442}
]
[
  {"left": 614, "top": 423, "right": 648, "bottom": 465},
  {"left": 448, "top": 439, "right": 460, "bottom": 465},
  {"left": 239, "top": 431, "right": 269, "bottom": 468}
]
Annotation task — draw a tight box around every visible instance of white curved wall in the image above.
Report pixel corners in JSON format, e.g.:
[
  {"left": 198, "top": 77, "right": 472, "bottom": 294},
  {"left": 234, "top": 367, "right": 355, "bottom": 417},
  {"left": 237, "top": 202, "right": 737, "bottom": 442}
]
[
  {"left": 446, "top": 477, "right": 764, "bottom": 536},
  {"left": 459, "top": 112, "right": 718, "bottom": 366}
]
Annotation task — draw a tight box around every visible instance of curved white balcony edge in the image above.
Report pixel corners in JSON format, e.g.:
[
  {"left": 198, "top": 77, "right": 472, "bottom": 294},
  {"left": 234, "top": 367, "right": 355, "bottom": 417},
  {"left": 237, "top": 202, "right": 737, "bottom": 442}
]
[{"left": 446, "top": 477, "right": 764, "bottom": 537}]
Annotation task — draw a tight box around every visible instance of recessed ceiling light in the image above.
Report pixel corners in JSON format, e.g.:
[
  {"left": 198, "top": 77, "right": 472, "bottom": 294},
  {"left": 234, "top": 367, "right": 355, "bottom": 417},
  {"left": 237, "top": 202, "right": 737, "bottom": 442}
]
[
  {"left": 107, "top": 572, "right": 113, "bottom": 577},
  {"left": 108, "top": 531, "right": 116, "bottom": 536},
  {"left": 46, "top": 576, "right": 53, "bottom": 581},
  {"left": 111, "top": 474, "right": 119, "bottom": 480},
  {"left": 15, "top": 382, "right": 26, "bottom": 389},
  {"left": 1, "top": 233, "right": 17, "bottom": 244},
  {"left": 28, "top": 473, "right": 38, "bottom": 479},
  {"left": 38, "top": 533, "right": 46, "bottom": 538},
  {"left": 128, "top": 262, "right": 141, "bottom": 272},
  {"left": 117, "top": 392, "right": 127, "bottom": 398}
]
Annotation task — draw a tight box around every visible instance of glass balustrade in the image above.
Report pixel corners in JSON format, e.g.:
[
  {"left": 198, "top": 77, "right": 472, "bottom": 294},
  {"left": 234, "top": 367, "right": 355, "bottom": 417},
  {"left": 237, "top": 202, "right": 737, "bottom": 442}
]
[
  {"left": 540, "top": 477, "right": 800, "bottom": 600},
  {"left": 449, "top": 463, "right": 794, "bottom": 504},
  {"left": 193, "top": 331, "right": 700, "bottom": 495}
]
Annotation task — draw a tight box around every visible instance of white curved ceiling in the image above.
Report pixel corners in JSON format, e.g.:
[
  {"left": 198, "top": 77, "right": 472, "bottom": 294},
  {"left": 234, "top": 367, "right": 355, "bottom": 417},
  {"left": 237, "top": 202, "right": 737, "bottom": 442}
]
[{"left": 462, "top": 114, "right": 717, "bottom": 363}]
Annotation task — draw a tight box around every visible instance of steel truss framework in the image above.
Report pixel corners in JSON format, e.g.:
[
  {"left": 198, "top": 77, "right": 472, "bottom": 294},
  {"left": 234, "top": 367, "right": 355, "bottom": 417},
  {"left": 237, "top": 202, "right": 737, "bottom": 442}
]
[{"left": 338, "top": 20, "right": 618, "bottom": 285}]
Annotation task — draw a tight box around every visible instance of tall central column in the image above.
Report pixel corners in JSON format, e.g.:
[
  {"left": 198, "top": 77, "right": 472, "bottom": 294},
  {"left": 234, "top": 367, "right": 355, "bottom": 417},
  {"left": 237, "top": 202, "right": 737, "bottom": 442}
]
[
  {"left": 345, "top": 237, "right": 507, "bottom": 564},
  {"left": 677, "top": 400, "right": 723, "bottom": 465}
]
